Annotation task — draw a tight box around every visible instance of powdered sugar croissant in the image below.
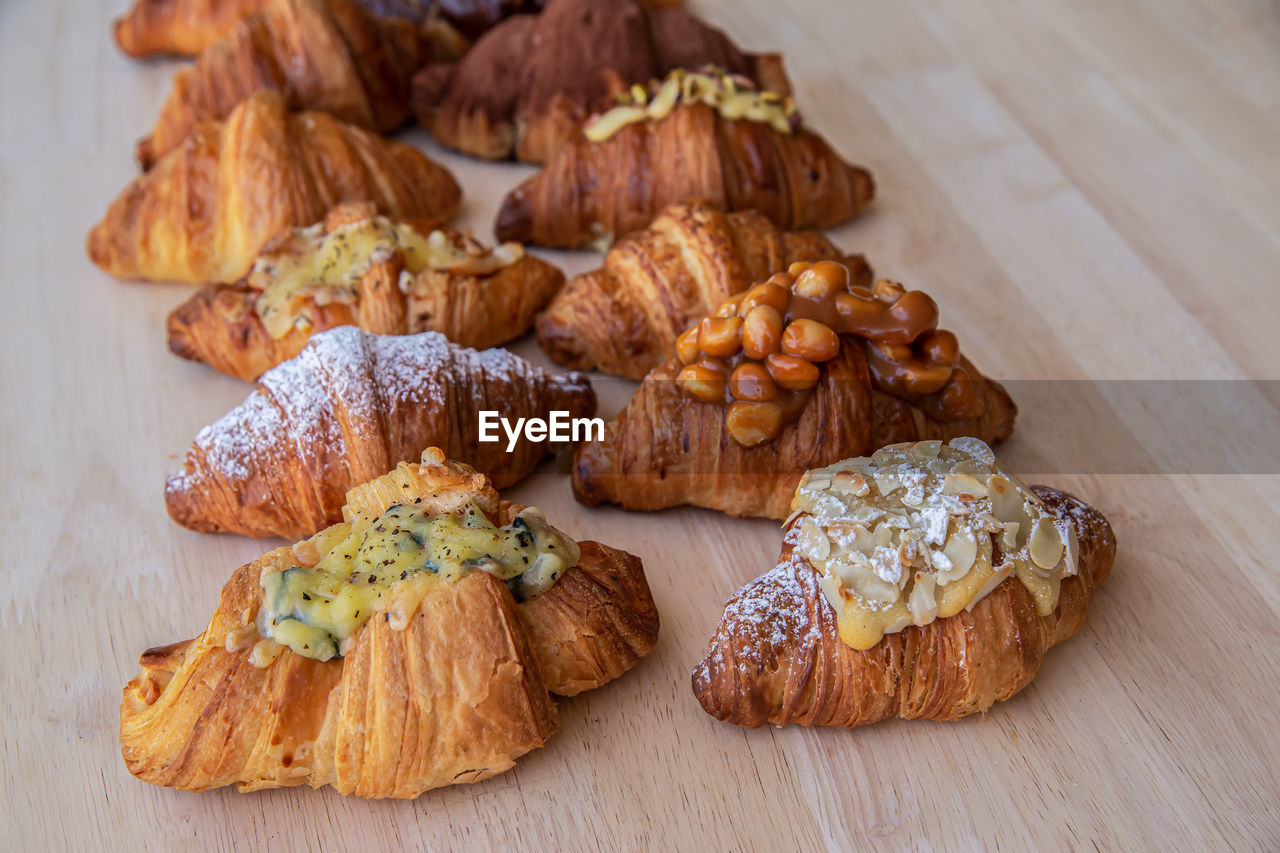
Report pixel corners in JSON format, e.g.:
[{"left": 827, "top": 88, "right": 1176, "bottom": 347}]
[
  {"left": 573, "top": 263, "right": 1015, "bottom": 518},
  {"left": 87, "top": 90, "right": 461, "bottom": 285},
  {"left": 536, "top": 201, "right": 872, "bottom": 379},
  {"left": 136, "top": 0, "right": 432, "bottom": 169},
  {"left": 165, "top": 326, "right": 595, "bottom": 539},
  {"left": 123, "top": 451, "right": 659, "bottom": 795},
  {"left": 692, "top": 440, "right": 1116, "bottom": 728},
  {"left": 167, "top": 202, "right": 564, "bottom": 381}
]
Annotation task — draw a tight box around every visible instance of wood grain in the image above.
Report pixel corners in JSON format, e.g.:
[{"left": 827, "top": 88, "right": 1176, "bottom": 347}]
[{"left": 2, "top": 0, "right": 1278, "bottom": 848}]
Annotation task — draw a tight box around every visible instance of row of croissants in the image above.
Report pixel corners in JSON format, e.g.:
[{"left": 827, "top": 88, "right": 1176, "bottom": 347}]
[{"left": 101, "top": 0, "right": 1116, "bottom": 800}]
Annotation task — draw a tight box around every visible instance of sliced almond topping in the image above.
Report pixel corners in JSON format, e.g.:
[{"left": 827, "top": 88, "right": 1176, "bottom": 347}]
[
  {"left": 943, "top": 471, "right": 989, "bottom": 499},
  {"left": 1029, "top": 518, "right": 1064, "bottom": 570},
  {"left": 909, "top": 573, "right": 939, "bottom": 625},
  {"left": 832, "top": 470, "right": 870, "bottom": 496},
  {"left": 941, "top": 529, "right": 978, "bottom": 581},
  {"left": 948, "top": 437, "right": 995, "bottom": 466},
  {"left": 798, "top": 516, "right": 831, "bottom": 561}
]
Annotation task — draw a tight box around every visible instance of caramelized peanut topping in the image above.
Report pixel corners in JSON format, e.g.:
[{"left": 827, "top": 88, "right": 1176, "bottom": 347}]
[
  {"left": 252, "top": 215, "right": 524, "bottom": 339},
  {"left": 674, "top": 261, "right": 981, "bottom": 446},
  {"left": 583, "top": 66, "right": 799, "bottom": 143},
  {"left": 789, "top": 439, "right": 1079, "bottom": 650}
]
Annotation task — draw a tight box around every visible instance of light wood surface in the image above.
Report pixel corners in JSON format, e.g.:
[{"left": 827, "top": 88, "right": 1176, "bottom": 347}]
[{"left": 3, "top": 0, "right": 1278, "bottom": 849}]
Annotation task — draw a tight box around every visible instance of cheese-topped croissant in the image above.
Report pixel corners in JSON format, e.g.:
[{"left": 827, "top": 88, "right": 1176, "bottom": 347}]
[
  {"left": 168, "top": 202, "right": 564, "bottom": 381},
  {"left": 572, "top": 261, "right": 1016, "bottom": 518},
  {"left": 692, "top": 439, "right": 1116, "bottom": 727},
  {"left": 122, "top": 450, "right": 659, "bottom": 795}
]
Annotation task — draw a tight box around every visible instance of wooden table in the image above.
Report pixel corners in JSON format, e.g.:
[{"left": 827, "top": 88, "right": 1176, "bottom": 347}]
[{"left": 3, "top": 0, "right": 1278, "bottom": 848}]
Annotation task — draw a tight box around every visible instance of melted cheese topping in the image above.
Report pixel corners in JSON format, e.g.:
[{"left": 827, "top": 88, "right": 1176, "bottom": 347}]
[
  {"left": 789, "top": 438, "right": 1078, "bottom": 651},
  {"left": 253, "top": 502, "right": 578, "bottom": 663},
  {"left": 583, "top": 67, "right": 798, "bottom": 143},
  {"left": 251, "top": 217, "right": 524, "bottom": 339}
]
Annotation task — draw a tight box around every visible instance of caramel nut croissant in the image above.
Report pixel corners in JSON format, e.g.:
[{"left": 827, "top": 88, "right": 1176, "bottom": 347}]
[
  {"left": 165, "top": 326, "right": 595, "bottom": 539},
  {"left": 692, "top": 442, "right": 1116, "bottom": 728},
  {"left": 572, "top": 264, "right": 1015, "bottom": 518},
  {"left": 167, "top": 202, "right": 564, "bottom": 381},
  {"left": 87, "top": 91, "right": 461, "bottom": 285},
  {"left": 495, "top": 101, "right": 873, "bottom": 250},
  {"left": 535, "top": 201, "right": 872, "bottom": 379},
  {"left": 411, "top": 0, "right": 788, "bottom": 163},
  {"left": 137, "top": 0, "right": 432, "bottom": 169},
  {"left": 123, "top": 451, "right": 659, "bottom": 795}
]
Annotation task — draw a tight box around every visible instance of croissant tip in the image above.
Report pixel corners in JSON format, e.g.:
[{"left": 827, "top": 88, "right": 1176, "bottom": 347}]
[
  {"left": 851, "top": 165, "right": 876, "bottom": 210},
  {"left": 494, "top": 191, "right": 532, "bottom": 244},
  {"left": 136, "top": 137, "right": 157, "bottom": 171}
]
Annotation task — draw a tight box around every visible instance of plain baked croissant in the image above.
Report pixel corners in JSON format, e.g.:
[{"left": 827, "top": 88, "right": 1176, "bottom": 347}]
[
  {"left": 495, "top": 100, "right": 873, "bottom": 250},
  {"left": 165, "top": 326, "right": 595, "bottom": 539},
  {"left": 167, "top": 202, "right": 565, "bottom": 381},
  {"left": 536, "top": 200, "right": 872, "bottom": 379},
  {"left": 411, "top": 0, "right": 788, "bottom": 163},
  {"left": 123, "top": 451, "right": 659, "bottom": 795},
  {"left": 572, "top": 263, "right": 1016, "bottom": 518},
  {"left": 136, "top": 0, "right": 433, "bottom": 169},
  {"left": 87, "top": 90, "right": 461, "bottom": 285},
  {"left": 691, "top": 443, "right": 1116, "bottom": 728}
]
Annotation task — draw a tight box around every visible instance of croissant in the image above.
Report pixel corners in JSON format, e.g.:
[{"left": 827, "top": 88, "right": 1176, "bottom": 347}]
[
  {"left": 136, "top": 0, "right": 431, "bottom": 169},
  {"left": 572, "top": 262, "right": 1016, "bottom": 518},
  {"left": 495, "top": 88, "right": 873, "bottom": 249},
  {"left": 692, "top": 440, "right": 1116, "bottom": 728},
  {"left": 87, "top": 91, "right": 461, "bottom": 285},
  {"left": 122, "top": 450, "right": 659, "bottom": 795},
  {"left": 536, "top": 201, "right": 873, "bottom": 380},
  {"left": 167, "top": 202, "right": 564, "bottom": 381},
  {"left": 411, "top": 0, "right": 788, "bottom": 163},
  {"left": 165, "top": 326, "right": 595, "bottom": 539}
]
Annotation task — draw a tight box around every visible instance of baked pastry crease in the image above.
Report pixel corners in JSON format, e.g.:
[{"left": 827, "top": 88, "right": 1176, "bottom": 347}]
[
  {"left": 123, "top": 451, "right": 659, "bottom": 795},
  {"left": 167, "top": 202, "right": 564, "bottom": 380},
  {"left": 411, "top": 0, "right": 788, "bottom": 163},
  {"left": 536, "top": 200, "right": 872, "bottom": 379},
  {"left": 691, "top": 444, "right": 1116, "bottom": 728},
  {"left": 573, "top": 264, "right": 1015, "bottom": 518},
  {"left": 137, "top": 0, "right": 433, "bottom": 169},
  {"left": 165, "top": 326, "right": 595, "bottom": 539},
  {"left": 87, "top": 90, "right": 461, "bottom": 284}
]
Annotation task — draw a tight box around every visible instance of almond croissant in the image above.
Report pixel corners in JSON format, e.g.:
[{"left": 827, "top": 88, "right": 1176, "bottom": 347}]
[
  {"left": 136, "top": 0, "right": 432, "bottom": 169},
  {"left": 411, "top": 0, "right": 788, "bottom": 163},
  {"left": 167, "top": 202, "right": 565, "bottom": 381},
  {"left": 123, "top": 451, "right": 659, "bottom": 795},
  {"left": 87, "top": 90, "right": 461, "bottom": 285},
  {"left": 495, "top": 100, "right": 873, "bottom": 250},
  {"left": 165, "top": 326, "right": 595, "bottom": 539},
  {"left": 692, "top": 441, "right": 1116, "bottom": 728},
  {"left": 536, "top": 201, "right": 872, "bottom": 380},
  {"left": 572, "top": 263, "right": 1016, "bottom": 518}
]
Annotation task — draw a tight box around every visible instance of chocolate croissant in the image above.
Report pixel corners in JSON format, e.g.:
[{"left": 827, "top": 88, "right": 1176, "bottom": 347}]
[
  {"left": 167, "top": 202, "right": 564, "bottom": 381},
  {"left": 536, "top": 200, "right": 872, "bottom": 379},
  {"left": 123, "top": 450, "right": 659, "bottom": 795},
  {"left": 572, "top": 262, "right": 1016, "bottom": 518},
  {"left": 166, "top": 326, "right": 595, "bottom": 539},
  {"left": 411, "top": 0, "right": 788, "bottom": 163},
  {"left": 87, "top": 91, "right": 461, "bottom": 285},
  {"left": 495, "top": 73, "right": 872, "bottom": 249},
  {"left": 692, "top": 440, "right": 1116, "bottom": 728},
  {"left": 136, "top": 0, "right": 432, "bottom": 169}
]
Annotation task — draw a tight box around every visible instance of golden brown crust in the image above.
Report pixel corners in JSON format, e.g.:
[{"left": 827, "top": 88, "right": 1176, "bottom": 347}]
[
  {"left": 164, "top": 327, "right": 596, "bottom": 539},
  {"left": 166, "top": 209, "right": 565, "bottom": 381},
  {"left": 571, "top": 347, "right": 1016, "bottom": 518},
  {"left": 412, "top": 0, "right": 788, "bottom": 164},
  {"left": 691, "top": 486, "right": 1116, "bottom": 728},
  {"left": 86, "top": 91, "right": 461, "bottom": 284},
  {"left": 494, "top": 103, "right": 874, "bottom": 249},
  {"left": 114, "top": 0, "right": 268, "bottom": 58},
  {"left": 535, "top": 201, "right": 872, "bottom": 379},
  {"left": 137, "top": 0, "right": 430, "bottom": 169},
  {"left": 122, "top": 455, "right": 658, "bottom": 795}
]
